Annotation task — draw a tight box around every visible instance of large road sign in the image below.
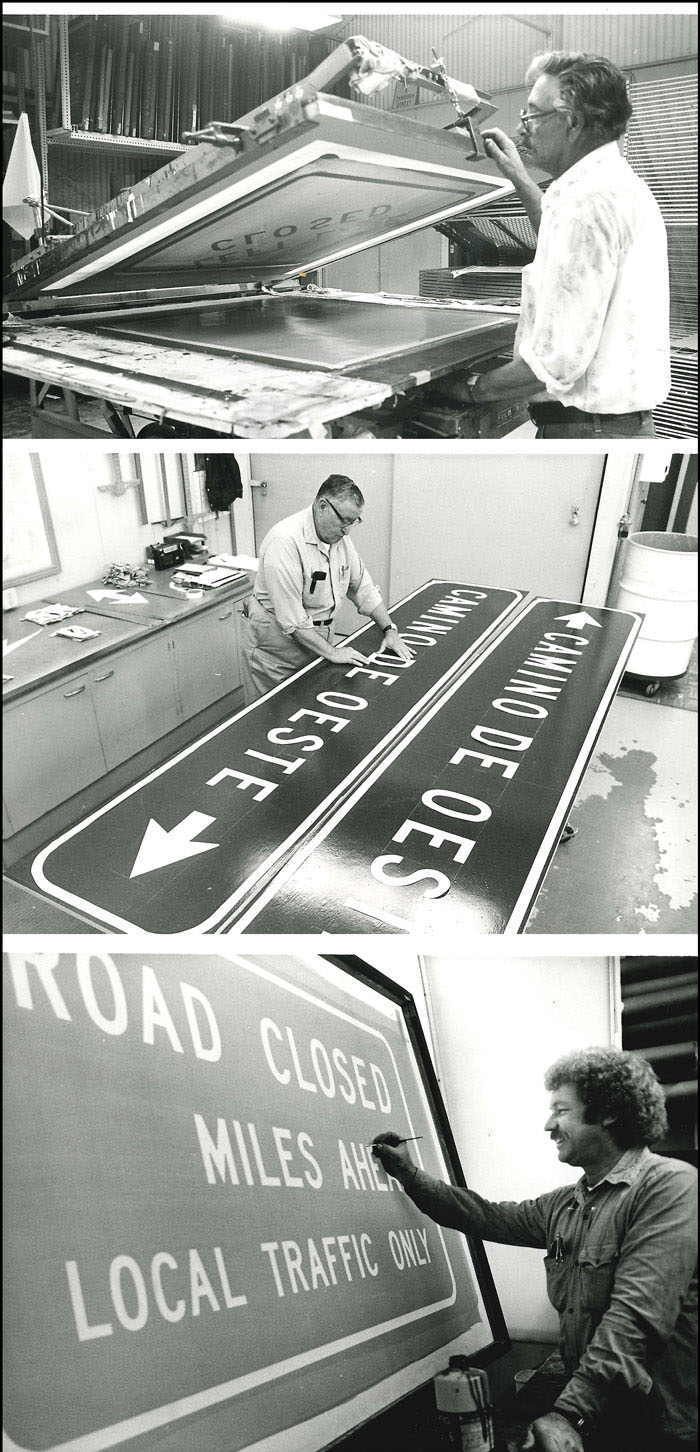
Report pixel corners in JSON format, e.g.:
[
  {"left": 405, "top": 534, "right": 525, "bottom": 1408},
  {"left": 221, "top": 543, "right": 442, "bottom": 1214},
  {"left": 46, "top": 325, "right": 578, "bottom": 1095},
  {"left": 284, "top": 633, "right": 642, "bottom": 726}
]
[
  {"left": 243, "top": 600, "right": 641, "bottom": 934},
  {"left": 27, "top": 582, "right": 522, "bottom": 934},
  {"left": 3, "top": 952, "right": 502, "bottom": 1452}
]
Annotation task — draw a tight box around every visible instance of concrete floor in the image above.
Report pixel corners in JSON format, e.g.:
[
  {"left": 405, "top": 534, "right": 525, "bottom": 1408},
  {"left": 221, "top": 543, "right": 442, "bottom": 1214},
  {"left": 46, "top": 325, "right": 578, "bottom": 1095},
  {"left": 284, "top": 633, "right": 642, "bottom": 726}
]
[
  {"left": 5, "top": 685, "right": 697, "bottom": 936},
  {"left": 3, "top": 379, "right": 118, "bottom": 437},
  {"left": 527, "top": 692, "right": 698, "bottom": 934}
]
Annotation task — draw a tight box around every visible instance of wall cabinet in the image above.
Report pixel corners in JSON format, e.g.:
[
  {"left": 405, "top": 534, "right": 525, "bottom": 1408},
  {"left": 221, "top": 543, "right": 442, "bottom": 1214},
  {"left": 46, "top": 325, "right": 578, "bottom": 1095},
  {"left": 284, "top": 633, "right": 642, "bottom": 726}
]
[{"left": 3, "top": 592, "right": 247, "bottom": 839}]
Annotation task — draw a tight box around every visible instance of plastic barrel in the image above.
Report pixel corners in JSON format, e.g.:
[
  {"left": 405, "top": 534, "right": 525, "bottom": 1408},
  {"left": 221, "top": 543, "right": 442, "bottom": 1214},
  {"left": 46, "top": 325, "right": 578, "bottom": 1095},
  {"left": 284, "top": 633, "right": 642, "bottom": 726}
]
[{"left": 615, "top": 531, "right": 698, "bottom": 679}]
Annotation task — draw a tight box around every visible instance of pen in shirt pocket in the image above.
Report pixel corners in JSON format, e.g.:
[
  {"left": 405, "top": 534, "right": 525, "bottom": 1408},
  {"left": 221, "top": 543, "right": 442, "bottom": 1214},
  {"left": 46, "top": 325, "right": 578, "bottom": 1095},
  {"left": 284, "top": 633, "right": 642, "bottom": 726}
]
[{"left": 550, "top": 1235, "right": 567, "bottom": 1262}]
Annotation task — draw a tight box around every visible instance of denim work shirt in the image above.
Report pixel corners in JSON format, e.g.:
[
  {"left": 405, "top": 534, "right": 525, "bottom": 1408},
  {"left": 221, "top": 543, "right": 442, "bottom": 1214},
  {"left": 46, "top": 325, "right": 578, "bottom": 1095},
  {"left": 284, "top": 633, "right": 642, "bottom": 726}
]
[
  {"left": 407, "top": 1148, "right": 698, "bottom": 1438},
  {"left": 252, "top": 506, "right": 382, "bottom": 634}
]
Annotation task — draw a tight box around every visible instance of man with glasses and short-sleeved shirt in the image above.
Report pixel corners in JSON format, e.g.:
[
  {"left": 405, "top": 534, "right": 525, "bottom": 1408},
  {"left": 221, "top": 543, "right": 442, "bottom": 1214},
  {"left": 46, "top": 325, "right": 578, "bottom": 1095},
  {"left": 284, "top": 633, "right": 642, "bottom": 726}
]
[
  {"left": 446, "top": 52, "right": 671, "bottom": 438},
  {"left": 241, "top": 474, "right": 413, "bottom": 703}
]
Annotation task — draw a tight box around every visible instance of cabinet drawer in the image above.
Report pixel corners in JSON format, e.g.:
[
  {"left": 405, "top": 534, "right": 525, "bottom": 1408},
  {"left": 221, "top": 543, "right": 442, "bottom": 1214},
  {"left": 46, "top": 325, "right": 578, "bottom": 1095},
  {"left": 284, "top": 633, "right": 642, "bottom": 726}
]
[{"left": 3, "top": 675, "right": 106, "bottom": 832}]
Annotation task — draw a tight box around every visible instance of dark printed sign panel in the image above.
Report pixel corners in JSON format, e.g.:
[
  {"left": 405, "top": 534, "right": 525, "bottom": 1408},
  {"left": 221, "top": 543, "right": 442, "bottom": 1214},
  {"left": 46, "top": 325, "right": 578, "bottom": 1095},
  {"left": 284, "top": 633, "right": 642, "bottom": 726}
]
[
  {"left": 3, "top": 953, "right": 494, "bottom": 1452},
  {"left": 245, "top": 600, "right": 641, "bottom": 935},
  {"left": 103, "top": 295, "right": 511, "bottom": 374},
  {"left": 29, "top": 582, "right": 523, "bottom": 934}
]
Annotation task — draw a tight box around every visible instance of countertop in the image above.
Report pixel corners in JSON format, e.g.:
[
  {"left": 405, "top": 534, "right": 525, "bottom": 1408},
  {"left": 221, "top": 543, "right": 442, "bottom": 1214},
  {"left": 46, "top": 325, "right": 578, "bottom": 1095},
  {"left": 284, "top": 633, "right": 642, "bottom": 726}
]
[{"left": 2, "top": 568, "right": 253, "bottom": 704}]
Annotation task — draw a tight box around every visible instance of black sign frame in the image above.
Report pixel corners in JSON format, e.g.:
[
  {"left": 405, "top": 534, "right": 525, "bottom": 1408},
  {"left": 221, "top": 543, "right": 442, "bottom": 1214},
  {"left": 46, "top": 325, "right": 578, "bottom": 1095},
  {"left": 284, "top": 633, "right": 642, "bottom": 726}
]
[{"left": 325, "top": 951, "right": 511, "bottom": 1366}]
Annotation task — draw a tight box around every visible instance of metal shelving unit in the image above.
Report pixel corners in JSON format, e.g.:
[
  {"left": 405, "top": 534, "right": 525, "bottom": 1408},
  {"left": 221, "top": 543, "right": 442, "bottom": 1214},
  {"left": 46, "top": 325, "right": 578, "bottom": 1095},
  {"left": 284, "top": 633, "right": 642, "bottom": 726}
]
[
  {"left": 47, "top": 17, "right": 188, "bottom": 158},
  {"left": 46, "top": 127, "right": 187, "bottom": 157}
]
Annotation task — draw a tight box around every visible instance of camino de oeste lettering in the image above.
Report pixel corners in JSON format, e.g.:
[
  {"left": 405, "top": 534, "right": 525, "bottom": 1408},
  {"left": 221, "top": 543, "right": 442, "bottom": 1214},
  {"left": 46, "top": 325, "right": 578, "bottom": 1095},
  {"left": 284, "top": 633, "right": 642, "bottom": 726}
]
[
  {"left": 204, "top": 588, "right": 491, "bottom": 807},
  {"left": 364, "top": 629, "right": 591, "bottom": 906}
]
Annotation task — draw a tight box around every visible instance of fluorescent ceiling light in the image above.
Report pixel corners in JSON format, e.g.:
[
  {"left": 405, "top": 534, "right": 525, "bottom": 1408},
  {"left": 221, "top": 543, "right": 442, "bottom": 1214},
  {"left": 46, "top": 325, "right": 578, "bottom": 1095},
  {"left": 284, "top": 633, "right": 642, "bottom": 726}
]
[{"left": 216, "top": 5, "right": 343, "bottom": 30}]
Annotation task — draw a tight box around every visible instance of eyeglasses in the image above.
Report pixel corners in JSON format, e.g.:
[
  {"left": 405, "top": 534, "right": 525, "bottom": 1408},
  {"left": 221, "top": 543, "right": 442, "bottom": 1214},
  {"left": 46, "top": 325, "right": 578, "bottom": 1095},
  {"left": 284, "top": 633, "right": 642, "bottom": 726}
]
[
  {"left": 324, "top": 498, "right": 362, "bottom": 530},
  {"left": 518, "top": 107, "right": 568, "bottom": 129}
]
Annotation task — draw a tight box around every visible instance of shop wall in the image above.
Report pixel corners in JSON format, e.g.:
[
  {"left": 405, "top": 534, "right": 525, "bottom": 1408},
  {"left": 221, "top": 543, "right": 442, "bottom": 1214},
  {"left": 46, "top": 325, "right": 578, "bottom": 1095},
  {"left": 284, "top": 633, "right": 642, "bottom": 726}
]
[
  {"left": 339, "top": 13, "right": 697, "bottom": 95},
  {"left": 389, "top": 453, "right": 606, "bottom": 603},
  {"left": 3, "top": 448, "right": 231, "bottom": 610}
]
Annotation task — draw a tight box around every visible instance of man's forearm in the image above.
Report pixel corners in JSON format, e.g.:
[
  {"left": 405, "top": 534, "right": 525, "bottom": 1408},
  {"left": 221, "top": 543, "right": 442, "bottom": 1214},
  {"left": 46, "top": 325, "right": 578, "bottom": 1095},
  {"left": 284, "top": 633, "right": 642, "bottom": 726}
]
[
  {"left": 472, "top": 356, "right": 541, "bottom": 403},
  {"left": 480, "top": 130, "right": 543, "bottom": 233},
  {"left": 369, "top": 604, "right": 394, "bottom": 634},
  {"left": 406, "top": 1169, "right": 547, "bottom": 1247},
  {"left": 291, "top": 625, "right": 336, "bottom": 661},
  {"left": 441, "top": 355, "right": 541, "bottom": 408},
  {"left": 514, "top": 176, "right": 543, "bottom": 234}
]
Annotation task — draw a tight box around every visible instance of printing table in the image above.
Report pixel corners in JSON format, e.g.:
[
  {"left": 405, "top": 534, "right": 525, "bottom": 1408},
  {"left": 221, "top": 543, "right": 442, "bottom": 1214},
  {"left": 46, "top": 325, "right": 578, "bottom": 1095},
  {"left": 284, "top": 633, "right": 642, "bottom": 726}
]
[
  {"left": 3, "top": 37, "right": 522, "bottom": 438},
  {"left": 6, "top": 581, "right": 641, "bottom": 935}
]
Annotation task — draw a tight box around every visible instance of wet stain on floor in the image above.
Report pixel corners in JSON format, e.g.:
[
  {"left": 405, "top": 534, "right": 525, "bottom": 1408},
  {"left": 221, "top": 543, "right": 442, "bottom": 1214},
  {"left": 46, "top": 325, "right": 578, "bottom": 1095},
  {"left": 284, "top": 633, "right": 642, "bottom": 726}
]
[{"left": 528, "top": 738, "right": 698, "bottom": 934}]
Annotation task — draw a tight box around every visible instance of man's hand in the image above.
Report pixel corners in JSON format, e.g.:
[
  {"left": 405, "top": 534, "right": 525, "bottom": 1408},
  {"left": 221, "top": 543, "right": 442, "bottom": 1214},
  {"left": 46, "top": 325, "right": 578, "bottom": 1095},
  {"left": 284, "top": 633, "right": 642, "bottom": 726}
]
[
  {"left": 371, "top": 1132, "right": 418, "bottom": 1186},
  {"left": 380, "top": 628, "right": 414, "bottom": 664},
  {"left": 522, "top": 1412, "right": 585, "bottom": 1452},
  {"left": 331, "top": 644, "right": 372, "bottom": 667},
  {"left": 481, "top": 126, "right": 531, "bottom": 186}
]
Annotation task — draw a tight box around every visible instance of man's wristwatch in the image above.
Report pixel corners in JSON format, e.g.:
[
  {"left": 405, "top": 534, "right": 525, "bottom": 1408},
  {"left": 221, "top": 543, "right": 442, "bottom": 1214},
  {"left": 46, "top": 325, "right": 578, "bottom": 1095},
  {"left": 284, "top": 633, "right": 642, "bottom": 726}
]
[
  {"left": 382, "top": 623, "right": 395, "bottom": 635},
  {"left": 555, "top": 1408, "right": 589, "bottom": 1441}
]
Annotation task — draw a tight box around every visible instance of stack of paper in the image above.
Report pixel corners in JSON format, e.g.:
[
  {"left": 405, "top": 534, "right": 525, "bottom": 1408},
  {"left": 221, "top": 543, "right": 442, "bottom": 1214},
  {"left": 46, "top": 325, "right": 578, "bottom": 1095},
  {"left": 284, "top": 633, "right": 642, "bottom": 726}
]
[
  {"left": 25, "top": 604, "right": 85, "bottom": 625},
  {"left": 172, "top": 564, "right": 248, "bottom": 589},
  {"left": 208, "top": 553, "right": 259, "bottom": 572}
]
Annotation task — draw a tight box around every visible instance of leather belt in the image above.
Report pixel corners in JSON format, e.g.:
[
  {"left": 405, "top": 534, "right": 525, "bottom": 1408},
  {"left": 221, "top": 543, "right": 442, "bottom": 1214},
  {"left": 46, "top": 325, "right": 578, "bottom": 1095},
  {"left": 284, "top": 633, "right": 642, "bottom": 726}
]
[
  {"left": 528, "top": 402, "right": 650, "bottom": 424},
  {"left": 313, "top": 617, "right": 334, "bottom": 627}
]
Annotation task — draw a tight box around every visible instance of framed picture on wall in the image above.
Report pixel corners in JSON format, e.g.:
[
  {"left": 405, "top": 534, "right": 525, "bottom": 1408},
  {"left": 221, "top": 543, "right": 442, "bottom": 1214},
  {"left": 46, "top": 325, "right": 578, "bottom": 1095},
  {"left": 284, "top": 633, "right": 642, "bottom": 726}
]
[
  {"left": 2, "top": 452, "right": 60, "bottom": 587},
  {"left": 3, "top": 948, "right": 509, "bottom": 1452}
]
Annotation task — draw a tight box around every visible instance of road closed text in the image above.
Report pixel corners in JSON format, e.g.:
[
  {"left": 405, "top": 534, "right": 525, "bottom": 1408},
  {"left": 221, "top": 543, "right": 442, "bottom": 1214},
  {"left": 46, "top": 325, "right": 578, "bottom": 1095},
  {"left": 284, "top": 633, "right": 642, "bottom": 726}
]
[{"left": 5, "top": 954, "right": 455, "bottom": 1357}]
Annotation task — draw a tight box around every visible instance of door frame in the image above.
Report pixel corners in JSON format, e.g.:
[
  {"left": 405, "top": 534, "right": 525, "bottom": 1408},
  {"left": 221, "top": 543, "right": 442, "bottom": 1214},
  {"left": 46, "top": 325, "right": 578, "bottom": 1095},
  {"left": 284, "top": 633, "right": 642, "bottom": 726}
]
[{"left": 582, "top": 453, "right": 645, "bottom": 606}]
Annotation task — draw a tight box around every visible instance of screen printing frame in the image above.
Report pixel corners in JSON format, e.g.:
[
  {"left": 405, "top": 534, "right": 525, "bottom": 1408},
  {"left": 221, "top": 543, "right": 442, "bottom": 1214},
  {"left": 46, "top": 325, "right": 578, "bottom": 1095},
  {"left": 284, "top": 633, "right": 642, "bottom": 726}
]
[
  {"left": 2, "top": 944, "right": 511, "bottom": 1452},
  {"left": 3, "top": 76, "right": 516, "bottom": 435},
  {"left": 6, "top": 89, "right": 512, "bottom": 304}
]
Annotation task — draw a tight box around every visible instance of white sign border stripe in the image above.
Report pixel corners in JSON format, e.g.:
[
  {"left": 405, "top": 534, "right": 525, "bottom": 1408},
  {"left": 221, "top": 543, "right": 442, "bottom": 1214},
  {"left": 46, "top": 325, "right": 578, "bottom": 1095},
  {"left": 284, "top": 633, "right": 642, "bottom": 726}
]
[
  {"left": 30, "top": 582, "right": 524, "bottom": 935},
  {"left": 233, "top": 599, "right": 642, "bottom": 934},
  {"left": 3, "top": 951, "right": 465, "bottom": 1452}
]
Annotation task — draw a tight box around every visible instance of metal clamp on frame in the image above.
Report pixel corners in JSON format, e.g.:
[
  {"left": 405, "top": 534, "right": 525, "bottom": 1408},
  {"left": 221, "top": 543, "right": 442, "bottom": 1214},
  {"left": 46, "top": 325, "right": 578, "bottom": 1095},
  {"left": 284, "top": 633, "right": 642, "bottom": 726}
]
[
  {"left": 181, "top": 121, "right": 254, "bottom": 151},
  {"left": 183, "top": 86, "right": 314, "bottom": 151}
]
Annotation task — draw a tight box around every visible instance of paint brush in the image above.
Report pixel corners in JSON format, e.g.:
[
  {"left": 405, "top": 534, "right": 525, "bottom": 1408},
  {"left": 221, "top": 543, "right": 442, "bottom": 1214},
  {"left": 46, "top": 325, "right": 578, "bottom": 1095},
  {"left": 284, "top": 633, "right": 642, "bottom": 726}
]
[{"left": 369, "top": 1136, "right": 424, "bottom": 1148}]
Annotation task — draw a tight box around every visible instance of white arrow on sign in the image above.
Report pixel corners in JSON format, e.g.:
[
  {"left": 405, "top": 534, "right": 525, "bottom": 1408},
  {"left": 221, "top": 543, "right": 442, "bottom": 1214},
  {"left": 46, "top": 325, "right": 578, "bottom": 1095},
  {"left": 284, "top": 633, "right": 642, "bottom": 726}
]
[
  {"left": 3, "top": 628, "right": 43, "bottom": 657},
  {"left": 88, "top": 590, "right": 148, "bottom": 604},
  {"left": 554, "top": 611, "right": 602, "bottom": 631},
  {"left": 130, "top": 812, "right": 219, "bottom": 878}
]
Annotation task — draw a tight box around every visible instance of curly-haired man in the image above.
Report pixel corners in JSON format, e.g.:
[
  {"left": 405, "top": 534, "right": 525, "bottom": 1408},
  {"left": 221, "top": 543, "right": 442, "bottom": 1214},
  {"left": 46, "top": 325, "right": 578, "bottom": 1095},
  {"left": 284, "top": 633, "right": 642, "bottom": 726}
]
[
  {"left": 373, "top": 1048, "right": 697, "bottom": 1452},
  {"left": 452, "top": 53, "right": 671, "bottom": 437}
]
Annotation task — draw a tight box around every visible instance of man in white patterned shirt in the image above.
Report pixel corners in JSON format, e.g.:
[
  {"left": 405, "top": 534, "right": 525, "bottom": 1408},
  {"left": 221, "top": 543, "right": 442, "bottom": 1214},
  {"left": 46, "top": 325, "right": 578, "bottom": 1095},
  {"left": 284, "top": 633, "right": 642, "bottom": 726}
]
[{"left": 450, "top": 53, "right": 671, "bottom": 438}]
